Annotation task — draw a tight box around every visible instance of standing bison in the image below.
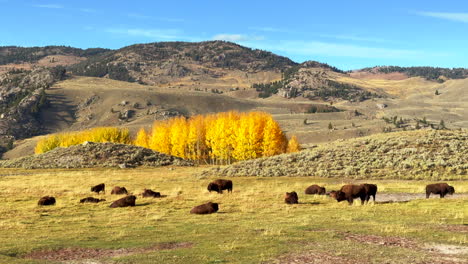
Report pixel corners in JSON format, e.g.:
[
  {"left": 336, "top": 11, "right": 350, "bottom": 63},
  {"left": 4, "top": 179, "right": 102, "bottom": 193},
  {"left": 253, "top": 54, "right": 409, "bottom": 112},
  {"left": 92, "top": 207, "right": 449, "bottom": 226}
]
[
  {"left": 426, "top": 183, "right": 455, "bottom": 198},
  {"left": 91, "top": 183, "right": 105, "bottom": 194},
  {"left": 362, "top": 183, "right": 378, "bottom": 202},
  {"left": 305, "top": 184, "right": 326, "bottom": 195},
  {"left": 111, "top": 186, "right": 128, "bottom": 195},
  {"left": 207, "top": 179, "right": 233, "bottom": 194},
  {"left": 190, "top": 202, "right": 219, "bottom": 214},
  {"left": 285, "top": 191, "right": 299, "bottom": 204},
  {"left": 38, "top": 196, "right": 56, "bottom": 206},
  {"left": 110, "top": 195, "right": 136, "bottom": 208},
  {"left": 332, "top": 185, "right": 367, "bottom": 205}
]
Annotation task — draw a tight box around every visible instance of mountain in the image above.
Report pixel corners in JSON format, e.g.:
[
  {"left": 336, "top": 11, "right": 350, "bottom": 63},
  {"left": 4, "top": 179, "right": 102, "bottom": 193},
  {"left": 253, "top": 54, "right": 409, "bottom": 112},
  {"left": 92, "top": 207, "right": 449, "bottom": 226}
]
[
  {"left": 0, "top": 41, "right": 468, "bottom": 160},
  {"left": 0, "top": 46, "right": 109, "bottom": 73},
  {"left": 69, "top": 41, "right": 297, "bottom": 84}
]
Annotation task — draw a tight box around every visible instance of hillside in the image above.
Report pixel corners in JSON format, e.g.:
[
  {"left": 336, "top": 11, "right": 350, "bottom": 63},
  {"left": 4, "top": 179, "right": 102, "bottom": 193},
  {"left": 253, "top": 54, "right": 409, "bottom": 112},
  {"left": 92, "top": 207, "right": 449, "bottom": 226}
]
[
  {"left": 203, "top": 130, "right": 468, "bottom": 180},
  {"left": 353, "top": 66, "right": 468, "bottom": 81},
  {"left": 69, "top": 41, "right": 296, "bottom": 85},
  {"left": 0, "top": 46, "right": 109, "bottom": 73},
  {"left": 0, "top": 141, "right": 193, "bottom": 169}
]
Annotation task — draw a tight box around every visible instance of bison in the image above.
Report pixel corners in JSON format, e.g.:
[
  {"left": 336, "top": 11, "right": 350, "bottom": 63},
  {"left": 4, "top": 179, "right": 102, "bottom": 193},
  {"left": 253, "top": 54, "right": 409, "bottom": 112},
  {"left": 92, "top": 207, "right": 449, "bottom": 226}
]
[
  {"left": 109, "top": 195, "right": 136, "bottom": 208},
  {"left": 91, "top": 183, "right": 105, "bottom": 194},
  {"left": 333, "top": 184, "right": 367, "bottom": 205},
  {"left": 207, "top": 179, "right": 233, "bottom": 194},
  {"left": 38, "top": 196, "right": 56, "bottom": 206},
  {"left": 141, "top": 189, "right": 161, "bottom": 198},
  {"left": 111, "top": 186, "right": 128, "bottom": 195},
  {"left": 285, "top": 191, "right": 299, "bottom": 204},
  {"left": 80, "top": 197, "right": 106, "bottom": 203},
  {"left": 426, "top": 183, "right": 455, "bottom": 198},
  {"left": 190, "top": 202, "right": 219, "bottom": 214},
  {"left": 305, "top": 184, "right": 326, "bottom": 195},
  {"left": 361, "top": 183, "right": 378, "bottom": 202}
]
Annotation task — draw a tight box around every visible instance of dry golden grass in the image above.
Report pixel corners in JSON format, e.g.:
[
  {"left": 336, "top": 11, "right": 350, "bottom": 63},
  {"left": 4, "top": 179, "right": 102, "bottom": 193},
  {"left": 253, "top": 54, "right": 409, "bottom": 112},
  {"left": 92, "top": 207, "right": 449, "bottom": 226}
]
[{"left": 0, "top": 167, "right": 466, "bottom": 263}]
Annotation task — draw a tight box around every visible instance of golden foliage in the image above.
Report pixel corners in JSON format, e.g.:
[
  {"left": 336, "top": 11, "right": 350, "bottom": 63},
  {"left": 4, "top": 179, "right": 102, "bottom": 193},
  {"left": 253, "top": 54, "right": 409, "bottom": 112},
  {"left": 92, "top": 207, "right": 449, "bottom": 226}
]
[
  {"left": 35, "top": 127, "right": 131, "bottom": 154},
  {"left": 145, "top": 111, "right": 288, "bottom": 164},
  {"left": 287, "top": 135, "right": 301, "bottom": 153}
]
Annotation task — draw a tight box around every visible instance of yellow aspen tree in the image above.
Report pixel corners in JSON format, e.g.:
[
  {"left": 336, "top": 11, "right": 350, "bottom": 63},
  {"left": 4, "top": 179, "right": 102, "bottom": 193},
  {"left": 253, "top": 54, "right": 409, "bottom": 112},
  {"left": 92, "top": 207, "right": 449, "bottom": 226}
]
[
  {"left": 187, "top": 115, "right": 208, "bottom": 161},
  {"left": 170, "top": 116, "right": 189, "bottom": 159},
  {"left": 262, "top": 115, "right": 287, "bottom": 156},
  {"left": 287, "top": 135, "right": 301, "bottom": 153},
  {"left": 134, "top": 128, "right": 149, "bottom": 148},
  {"left": 148, "top": 121, "right": 171, "bottom": 154}
]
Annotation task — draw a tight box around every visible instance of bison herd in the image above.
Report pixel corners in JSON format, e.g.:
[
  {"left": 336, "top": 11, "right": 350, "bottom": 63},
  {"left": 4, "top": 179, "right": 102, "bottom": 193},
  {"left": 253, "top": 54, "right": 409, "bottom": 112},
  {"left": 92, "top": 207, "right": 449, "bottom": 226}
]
[{"left": 37, "top": 181, "right": 456, "bottom": 215}]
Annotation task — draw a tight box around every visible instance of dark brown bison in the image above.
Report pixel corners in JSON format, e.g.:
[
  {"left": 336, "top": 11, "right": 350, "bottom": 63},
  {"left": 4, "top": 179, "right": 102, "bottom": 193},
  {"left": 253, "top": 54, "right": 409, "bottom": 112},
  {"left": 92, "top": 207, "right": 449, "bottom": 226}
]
[
  {"left": 333, "top": 185, "right": 367, "bottom": 205},
  {"left": 361, "top": 183, "right": 378, "bottom": 202},
  {"left": 109, "top": 195, "right": 136, "bottom": 208},
  {"left": 141, "top": 189, "right": 161, "bottom": 198},
  {"left": 207, "top": 179, "right": 233, "bottom": 194},
  {"left": 38, "top": 196, "right": 56, "bottom": 206},
  {"left": 91, "top": 183, "right": 105, "bottom": 194},
  {"left": 190, "top": 202, "right": 219, "bottom": 214},
  {"left": 111, "top": 186, "right": 128, "bottom": 195},
  {"left": 285, "top": 191, "right": 299, "bottom": 204},
  {"left": 80, "top": 197, "right": 106, "bottom": 203},
  {"left": 426, "top": 183, "right": 455, "bottom": 198},
  {"left": 305, "top": 184, "right": 326, "bottom": 195}
]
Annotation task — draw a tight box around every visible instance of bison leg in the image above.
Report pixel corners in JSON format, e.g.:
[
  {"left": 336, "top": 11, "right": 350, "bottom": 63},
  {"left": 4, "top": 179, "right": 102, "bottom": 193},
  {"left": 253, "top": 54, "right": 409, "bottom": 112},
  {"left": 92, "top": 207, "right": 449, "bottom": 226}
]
[
  {"left": 426, "top": 192, "right": 430, "bottom": 199},
  {"left": 372, "top": 194, "right": 375, "bottom": 202},
  {"left": 348, "top": 198, "right": 354, "bottom": 205},
  {"left": 440, "top": 193, "right": 445, "bottom": 198}
]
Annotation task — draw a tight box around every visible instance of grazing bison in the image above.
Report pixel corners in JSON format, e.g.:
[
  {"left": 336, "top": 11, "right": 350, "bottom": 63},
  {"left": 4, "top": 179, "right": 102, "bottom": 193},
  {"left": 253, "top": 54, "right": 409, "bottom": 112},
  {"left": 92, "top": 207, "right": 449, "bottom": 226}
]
[
  {"left": 109, "top": 195, "right": 136, "bottom": 208},
  {"left": 333, "top": 184, "right": 367, "bottom": 205},
  {"left": 111, "top": 186, "right": 128, "bottom": 195},
  {"left": 80, "top": 197, "right": 106, "bottom": 203},
  {"left": 305, "top": 184, "right": 326, "bottom": 195},
  {"left": 207, "top": 179, "right": 233, "bottom": 194},
  {"left": 426, "top": 183, "right": 455, "bottom": 198},
  {"left": 141, "top": 189, "right": 161, "bottom": 198},
  {"left": 38, "top": 196, "right": 56, "bottom": 206},
  {"left": 91, "top": 183, "right": 105, "bottom": 194},
  {"left": 285, "top": 191, "right": 299, "bottom": 204},
  {"left": 361, "top": 183, "right": 378, "bottom": 202},
  {"left": 190, "top": 202, "right": 219, "bottom": 214}
]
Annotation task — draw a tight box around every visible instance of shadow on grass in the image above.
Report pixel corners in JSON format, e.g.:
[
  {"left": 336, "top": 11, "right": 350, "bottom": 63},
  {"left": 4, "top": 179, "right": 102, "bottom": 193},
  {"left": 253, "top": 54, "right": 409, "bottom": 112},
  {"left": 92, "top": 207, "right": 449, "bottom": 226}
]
[{"left": 135, "top": 203, "right": 152, "bottom": 207}]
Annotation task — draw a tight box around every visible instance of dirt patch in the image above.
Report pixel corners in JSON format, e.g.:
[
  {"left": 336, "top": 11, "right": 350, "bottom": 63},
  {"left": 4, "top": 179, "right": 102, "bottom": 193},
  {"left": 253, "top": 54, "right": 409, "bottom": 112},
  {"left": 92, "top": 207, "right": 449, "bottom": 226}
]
[
  {"left": 264, "top": 251, "right": 361, "bottom": 264},
  {"left": 342, "top": 232, "right": 419, "bottom": 249},
  {"left": 426, "top": 244, "right": 468, "bottom": 255},
  {"left": 441, "top": 225, "right": 468, "bottom": 233},
  {"left": 24, "top": 242, "right": 193, "bottom": 262},
  {"left": 375, "top": 193, "right": 468, "bottom": 203}
]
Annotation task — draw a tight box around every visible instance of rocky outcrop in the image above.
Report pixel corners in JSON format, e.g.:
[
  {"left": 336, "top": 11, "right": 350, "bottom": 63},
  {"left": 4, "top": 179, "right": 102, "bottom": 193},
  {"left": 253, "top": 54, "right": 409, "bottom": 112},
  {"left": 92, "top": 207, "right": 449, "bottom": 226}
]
[
  {"left": 0, "top": 141, "right": 194, "bottom": 169},
  {"left": 0, "top": 68, "right": 60, "bottom": 139}
]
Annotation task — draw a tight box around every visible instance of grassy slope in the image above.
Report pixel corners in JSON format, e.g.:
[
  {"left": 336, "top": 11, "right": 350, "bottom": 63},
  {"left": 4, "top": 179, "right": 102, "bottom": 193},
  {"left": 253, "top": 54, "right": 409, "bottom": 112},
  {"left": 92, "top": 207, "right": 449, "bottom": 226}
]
[
  {"left": 206, "top": 130, "right": 468, "bottom": 180},
  {"left": 0, "top": 167, "right": 466, "bottom": 263}
]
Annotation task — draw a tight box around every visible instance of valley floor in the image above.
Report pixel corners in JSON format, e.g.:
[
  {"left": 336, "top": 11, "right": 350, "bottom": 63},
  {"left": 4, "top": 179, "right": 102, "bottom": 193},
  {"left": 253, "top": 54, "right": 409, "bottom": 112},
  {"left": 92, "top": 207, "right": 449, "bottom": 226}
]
[{"left": 0, "top": 167, "right": 466, "bottom": 264}]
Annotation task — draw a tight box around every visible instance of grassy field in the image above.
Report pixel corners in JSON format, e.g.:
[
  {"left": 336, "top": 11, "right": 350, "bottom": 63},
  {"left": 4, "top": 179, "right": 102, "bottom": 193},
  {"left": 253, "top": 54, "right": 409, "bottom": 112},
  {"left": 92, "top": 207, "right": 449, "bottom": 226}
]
[{"left": 0, "top": 167, "right": 466, "bottom": 263}]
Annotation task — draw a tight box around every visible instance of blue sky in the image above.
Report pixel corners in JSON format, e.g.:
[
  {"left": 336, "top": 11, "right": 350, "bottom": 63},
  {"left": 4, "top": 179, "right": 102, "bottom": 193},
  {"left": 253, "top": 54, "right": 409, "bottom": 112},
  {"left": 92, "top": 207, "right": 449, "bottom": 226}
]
[{"left": 1, "top": 0, "right": 468, "bottom": 70}]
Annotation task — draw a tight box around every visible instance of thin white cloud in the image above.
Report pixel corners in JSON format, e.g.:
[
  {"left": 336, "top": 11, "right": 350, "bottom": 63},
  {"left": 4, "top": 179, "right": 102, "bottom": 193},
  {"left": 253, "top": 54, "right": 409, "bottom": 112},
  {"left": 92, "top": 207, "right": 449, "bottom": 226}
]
[
  {"left": 213, "top": 34, "right": 264, "bottom": 42},
  {"left": 248, "top": 26, "right": 287, "bottom": 33},
  {"left": 319, "top": 34, "right": 388, "bottom": 43},
  {"left": 106, "top": 28, "right": 182, "bottom": 40},
  {"left": 127, "top": 13, "right": 184, "bottom": 22},
  {"left": 416, "top": 11, "right": 468, "bottom": 23},
  {"left": 32, "top": 4, "right": 64, "bottom": 9},
  {"left": 80, "top": 8, "right": 96, "bottom": 13},
  {"left": 257, "top": 41, "right": 446, "bottom": 60}
]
